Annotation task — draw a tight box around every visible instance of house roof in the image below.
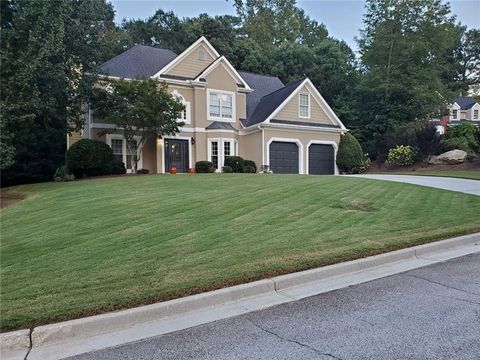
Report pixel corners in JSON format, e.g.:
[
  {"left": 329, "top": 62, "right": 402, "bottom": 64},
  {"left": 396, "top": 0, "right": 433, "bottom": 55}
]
[
  {"left": 242, "top": 78, "right": 304, "bottom": 127},
  {"left": 99, "top": 44, "right": 177, "bottom": 79},
  {"left": 455, "top": 97, "right": 478, "bottom": 110},
  {"left": 206, "top": 121, "right": 236, "bottom": 130}
]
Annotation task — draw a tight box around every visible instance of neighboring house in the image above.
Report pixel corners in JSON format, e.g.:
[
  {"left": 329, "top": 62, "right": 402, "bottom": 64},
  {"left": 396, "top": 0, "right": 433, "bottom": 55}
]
[
  {"left": 448, "top": 97, "right": 480, "bottom": 125},
  {"left": 68, "top": 37, "right": 347, "bottom": 174}
]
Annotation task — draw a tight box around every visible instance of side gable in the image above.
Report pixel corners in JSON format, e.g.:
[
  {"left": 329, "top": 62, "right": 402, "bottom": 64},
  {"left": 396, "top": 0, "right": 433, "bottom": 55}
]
[
  {"left": 267, "top": 79, "right": 346, "bottom": 130},
  {"left": 152, "top": 37, "right": 219, "bottom": 79}
]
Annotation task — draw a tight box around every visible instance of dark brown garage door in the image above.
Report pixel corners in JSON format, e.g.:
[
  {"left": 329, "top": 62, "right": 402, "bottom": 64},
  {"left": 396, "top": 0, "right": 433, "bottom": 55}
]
[
  {"left": 308, "top": 144, "right": 334, "bottom": 175},
  {"left": 269, "top": 141, "right": 299, "bottom": 174}
]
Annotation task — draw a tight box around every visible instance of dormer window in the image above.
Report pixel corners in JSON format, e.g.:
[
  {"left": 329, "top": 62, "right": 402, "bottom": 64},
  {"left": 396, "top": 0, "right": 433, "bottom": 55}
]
[
  {"left": 197, "top": 50, "right": 205, "bottom": 60},
  {"left": 452, "top": 109, "right": 458, "bottom": 119},
  {"left": 474, "top": 109, "right": 479, "bottom": 120},
  {"left": 299, "top": 93, "right": 310, "bottom": 118}
]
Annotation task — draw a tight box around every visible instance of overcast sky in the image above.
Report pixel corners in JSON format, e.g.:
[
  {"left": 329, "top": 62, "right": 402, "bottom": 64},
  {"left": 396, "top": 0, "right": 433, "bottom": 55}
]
[{"left": 110, "top": 0, "right": 480, "bottom": 50}]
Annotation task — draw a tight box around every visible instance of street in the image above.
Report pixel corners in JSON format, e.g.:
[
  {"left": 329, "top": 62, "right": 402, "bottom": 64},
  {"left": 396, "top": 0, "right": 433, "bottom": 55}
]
[{"left": 72, "top": 253, "right": 480, "bottom": 360}]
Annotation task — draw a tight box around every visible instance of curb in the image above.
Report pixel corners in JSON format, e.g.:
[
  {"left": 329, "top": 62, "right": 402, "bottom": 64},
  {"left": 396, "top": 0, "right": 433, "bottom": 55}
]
[{"left": 2, "top": 233, "right": 479, "bottom": 360}]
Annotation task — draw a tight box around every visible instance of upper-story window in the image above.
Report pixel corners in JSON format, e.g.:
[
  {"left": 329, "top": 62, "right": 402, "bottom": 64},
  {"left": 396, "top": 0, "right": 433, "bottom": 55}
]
[
  {"left": 171, "top": 90, "right": 191, "bottom": 124},
  {"left": 208, "top": 89, "right": 235, "bottom": 122},
  {"left": 474, "top": 109, "right": 479, "bottom": 120},
  {"left": 452, "top": 109, "right": 458, "bottom": 119},
  {"left": 197, "top": 50, "right": 205, "bottom": 60},
  {"left": 299, "top": 93, "right": 310, "bottom": 118}
]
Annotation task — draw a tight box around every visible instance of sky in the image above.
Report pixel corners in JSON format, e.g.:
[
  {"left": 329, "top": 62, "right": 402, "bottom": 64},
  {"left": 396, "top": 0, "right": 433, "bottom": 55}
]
[{"left": 110, "top": 0, "right": 480, "bottom": 51}]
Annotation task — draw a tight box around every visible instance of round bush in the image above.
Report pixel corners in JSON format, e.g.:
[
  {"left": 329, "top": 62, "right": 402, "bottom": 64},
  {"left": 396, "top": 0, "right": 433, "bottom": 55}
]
[
  {"left": 437, "top": 136, "right": 472, "bottom": 154},
  {"left": 243, "top": 165, "right": 256, "bottom": 173},
  {"left": 224, "top": 156, "right": 245, "bottom": 173},
  {"left": 195, "top": 160, "right": 215, "bottom": 173},
  {"left": 111, "top": 160, "right": 126, "bottom": 175},
  {"left": 222, "top": 165, "right": 233, "bottom": 173},
  {"left": 336, "top": 133, "right": 364, "bottom": 174},
  {"left": 386, "top": 145, "right": 416, "bottom": 166},
  {"left": 66, "top": 139, "right": 113, "bottom": 177},
  {"left": 244, "top": 160, "right": 257, "bottom": 172},
  {"left": 445, "top": 124, "right": 479, "bottom": 152}
]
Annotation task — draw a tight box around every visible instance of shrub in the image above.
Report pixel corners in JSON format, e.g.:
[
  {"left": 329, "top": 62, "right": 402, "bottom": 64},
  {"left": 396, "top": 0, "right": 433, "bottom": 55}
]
[
  {"left": 356, "top": 154, "right": 371, "bottom": 174},
  {"left": 110, "top": 160, "right": 126, "bottom": 175},
  {"left": 445, "top": 124, "right": 479, "bottom": 153},
  {"left": 53, "top": 165, "right": 75, "bottom": 182},
  {"left": 66, "top": 139, "right": 113, "bottom": 177},
  {"left": 386, "top": 145, "right": 416, "bottom": 166},
  {"left": 244, "top": 160, "right": 257, "bottom": 172},
  {"left": 243, "top": 165, "right": 256, "bottom": 173},
  {"left": 336, "top": 133, "right": 364, "bottom": 174},
  {"left": 136, "top": 168, "right": 149, "bottom": 175},
  {"left": 224, "top": 156, "right": 245, "bottom": 173},
  {"left": 222, "top": 165, "right": 233, "bottom": 173},
  {"left": 437, "top": 136, "right": 472, "bottom": 154},
  {"left": 195, "top": 160, "right": 215, "bottom": 173}
]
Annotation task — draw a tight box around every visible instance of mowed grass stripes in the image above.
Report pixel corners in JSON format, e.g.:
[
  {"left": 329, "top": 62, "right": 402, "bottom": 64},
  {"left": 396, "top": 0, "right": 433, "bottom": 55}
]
[{"left": 1, "top": 174, "right": 480, "bottom": 331}]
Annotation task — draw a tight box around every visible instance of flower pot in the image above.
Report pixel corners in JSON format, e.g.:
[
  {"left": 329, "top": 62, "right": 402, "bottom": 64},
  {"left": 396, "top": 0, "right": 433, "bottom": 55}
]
[
  {"left": 188, "top": 167, "right": 196, "bottom": 174},
  {"left": 169, "top": 167, "right": 177, "bottom": 174}
]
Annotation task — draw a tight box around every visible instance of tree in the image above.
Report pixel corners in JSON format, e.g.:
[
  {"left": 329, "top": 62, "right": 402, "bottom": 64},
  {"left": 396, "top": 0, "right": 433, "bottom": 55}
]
[
  {"left": 1, "top": 0, "right": 117, "bottom": 186},
  {"left": 92, "top": 79, "right": 185, "bottom": 172}
]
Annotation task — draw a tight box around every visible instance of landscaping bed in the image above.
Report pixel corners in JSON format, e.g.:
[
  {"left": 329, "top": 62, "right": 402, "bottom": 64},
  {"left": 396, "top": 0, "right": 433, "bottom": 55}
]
[{"left": 1, "top": 174, "right": 480, "bottom": 331}]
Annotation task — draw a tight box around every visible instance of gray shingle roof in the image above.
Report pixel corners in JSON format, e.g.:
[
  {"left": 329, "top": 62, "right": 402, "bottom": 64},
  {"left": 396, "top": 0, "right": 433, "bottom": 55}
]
[
  {"left": 455, "top": 97, "right": 478, "bottom": 110},
  {"left": 238, "top": 71, "right": 284, "bottom": 119},
  {"left": 205, "top": 122, "right": 236, "bottom": 130},
  {"left": 242, "top": 79, "right": 304, "bottom": 127},
  {"left": 99, "top": 44, "right": 177, "bottom": 79}
]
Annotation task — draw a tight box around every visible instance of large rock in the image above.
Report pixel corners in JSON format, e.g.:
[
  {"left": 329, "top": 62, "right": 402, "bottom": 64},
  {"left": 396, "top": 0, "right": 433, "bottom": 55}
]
[{"left": 428, "top": 149, "right": 467, "bottom": 165}]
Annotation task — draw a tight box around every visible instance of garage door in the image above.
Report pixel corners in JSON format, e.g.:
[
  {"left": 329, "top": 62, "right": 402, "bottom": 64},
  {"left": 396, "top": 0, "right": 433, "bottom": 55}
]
[
  {"left": 269, "top": 141, "right": 299, "bottom": 174},
  {"left": 308, "top": 144, "right": 335, "bottom": 175}
]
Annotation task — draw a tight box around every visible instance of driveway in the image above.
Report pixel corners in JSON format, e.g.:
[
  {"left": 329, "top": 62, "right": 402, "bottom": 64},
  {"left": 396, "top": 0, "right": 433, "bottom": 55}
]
[
  {"left": 352, "top": 174, "right": 480, "bottom": 196},
  {"left": 71, "top": 253, "right": 480, "bottom": 360}
]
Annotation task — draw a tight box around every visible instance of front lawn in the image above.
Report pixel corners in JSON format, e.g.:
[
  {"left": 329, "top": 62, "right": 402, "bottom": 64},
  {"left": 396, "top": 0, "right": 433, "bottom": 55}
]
[{"left": 1, "top": 174, "right": 480, "bottom": 331}]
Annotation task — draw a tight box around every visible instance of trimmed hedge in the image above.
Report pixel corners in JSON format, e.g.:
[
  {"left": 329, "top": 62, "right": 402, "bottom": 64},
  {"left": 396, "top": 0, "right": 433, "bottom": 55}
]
[
  {"left": 224, "top": 156, "right": 245, "bottom": 173},
  {"left": 65, "top": 139, "right": 113, "bottom": 177},
  {"left": 244, "top": 160, "right": 257, "bottom": 172},
  {"left": 222, "top": 165, "right": 233, "bottom": 173},
  {"left": 111, "top": 160, "right": 126, "bottom": 175},
  {"left": 195, "top": 160, "right": 215, "bottom": 173},
  {"left": 336, "top": 133, "right": 364, "bottom": 174}
]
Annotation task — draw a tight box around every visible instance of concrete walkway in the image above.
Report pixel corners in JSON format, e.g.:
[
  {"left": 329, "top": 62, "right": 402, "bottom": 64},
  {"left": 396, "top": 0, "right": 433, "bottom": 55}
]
[{"left": 352, "top": 174, "right": 480, "bottom": 196}]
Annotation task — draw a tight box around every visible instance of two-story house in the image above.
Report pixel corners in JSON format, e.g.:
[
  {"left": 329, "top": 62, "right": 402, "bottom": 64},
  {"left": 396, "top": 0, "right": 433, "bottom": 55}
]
[{"left": 69, "top": 37, "right": 347, "bottom": 175}]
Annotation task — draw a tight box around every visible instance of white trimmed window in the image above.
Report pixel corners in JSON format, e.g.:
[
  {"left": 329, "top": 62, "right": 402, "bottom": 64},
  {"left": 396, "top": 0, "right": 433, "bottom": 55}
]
[
  {"left": 207, "top": 89, "right": 235, "bottom": 122},
  {"left": 452, "top": 109, "right": 458, "bottom": 119},
  {"left": 197, "top": 50, "right": 205, "bottom": 60},
  {"left": 474, "top": 109, "right": 479, "bottom": 120},
  {"left": 106, "top": 134, "right": 142, "bottom": 173},
  {"left": 299, "top": 93, "right": 310, "bottom": 118},
  {"left": 208, "top": 139, "right": 235, "bottom": 171},
  {"left": 171, "top": 90, "right": 191, "bottom": 125}
]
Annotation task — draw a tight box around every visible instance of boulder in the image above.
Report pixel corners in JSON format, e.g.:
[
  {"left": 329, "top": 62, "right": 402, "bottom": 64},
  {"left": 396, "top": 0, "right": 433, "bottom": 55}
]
[{"left": 428, "top": 149, "right": 467, "bottom": 165}]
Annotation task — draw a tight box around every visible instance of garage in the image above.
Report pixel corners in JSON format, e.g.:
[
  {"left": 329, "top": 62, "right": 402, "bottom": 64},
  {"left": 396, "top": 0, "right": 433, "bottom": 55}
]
[
  {"left": 269, "top": 141, "right": 299, "bottom": 174},
  {"left": 308, "top": 144, "right": 335, "bottom": 175}
]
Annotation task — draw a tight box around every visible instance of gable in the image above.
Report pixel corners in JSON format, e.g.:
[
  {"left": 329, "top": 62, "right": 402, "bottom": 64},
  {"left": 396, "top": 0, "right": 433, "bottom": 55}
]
[
  {"left": 203, "top": 61, "right": 242, "bottom": 92},
  {"left": 164, "top": 43, "right": 216, "bottom": 79},
  {"left": 274, "top": 83, "right": 336, "bottom": 126}
]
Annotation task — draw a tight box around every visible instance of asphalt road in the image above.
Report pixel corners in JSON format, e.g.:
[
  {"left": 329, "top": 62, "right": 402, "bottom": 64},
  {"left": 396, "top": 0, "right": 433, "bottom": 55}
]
[
  {"left": 72, "top": 253, "right": 480, "bottom": 360},
  {"left": 352, "top": 174, "right": 480, "bottom": 196}
]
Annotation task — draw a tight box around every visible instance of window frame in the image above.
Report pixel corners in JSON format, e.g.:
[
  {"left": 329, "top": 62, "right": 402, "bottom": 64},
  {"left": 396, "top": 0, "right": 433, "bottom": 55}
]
[
  {"left": 171, "top": 90, "right": 191, "bottom": 125},
  {"left": 207, "top": 89, "right": 236, "bottom": 123},
  {"left": 208, "top": 138, "right": 236, "bottom": 172},
  {"left": 474, "top": 109, "right": 479, "bottom": 120},
  {"left": 452, "top": 109, "right": 458, "bottom": 119},
  {"left": 106, "top": 134, "right": 143, "bottom": 173},
  {"left": 298, "top": 92, "right": 310, "bottom": 119}
]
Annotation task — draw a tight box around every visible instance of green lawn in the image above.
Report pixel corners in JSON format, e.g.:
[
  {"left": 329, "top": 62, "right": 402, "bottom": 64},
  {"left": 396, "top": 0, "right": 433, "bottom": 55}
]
[
  {"left": 382, "top": 169, "right": 480, "bottom": 180},
  {"left": 2, "top": 174, "right": 480, "bottom": 331}
]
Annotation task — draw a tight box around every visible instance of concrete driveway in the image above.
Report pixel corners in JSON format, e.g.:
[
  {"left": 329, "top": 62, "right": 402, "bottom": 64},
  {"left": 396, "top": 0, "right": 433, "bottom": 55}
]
[
  {"left": 352, "top": 174, "right": 480, "bottom": 196},
  {"left": 71, "top": 253, "right": 480, "bottom": 360}
]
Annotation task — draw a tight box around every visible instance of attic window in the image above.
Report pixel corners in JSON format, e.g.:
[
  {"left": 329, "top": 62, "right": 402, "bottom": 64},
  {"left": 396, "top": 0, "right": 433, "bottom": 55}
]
[
  {"left": 197, "top": 50, "right": 205, "bottom": 60},
  {"left": 299, "top": 93, "right": 310, "bottom": 118}
]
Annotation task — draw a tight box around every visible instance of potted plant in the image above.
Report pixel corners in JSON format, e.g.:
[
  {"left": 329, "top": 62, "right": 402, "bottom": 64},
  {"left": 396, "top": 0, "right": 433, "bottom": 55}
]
[{"left": 169, "top": 167, "right": 177, "bottom": 174}]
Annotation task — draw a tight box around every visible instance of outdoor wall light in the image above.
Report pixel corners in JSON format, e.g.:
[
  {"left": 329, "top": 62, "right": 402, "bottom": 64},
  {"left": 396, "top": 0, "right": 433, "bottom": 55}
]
[{"left": 191, "top": 137, "right": 195, "bottom": 145}]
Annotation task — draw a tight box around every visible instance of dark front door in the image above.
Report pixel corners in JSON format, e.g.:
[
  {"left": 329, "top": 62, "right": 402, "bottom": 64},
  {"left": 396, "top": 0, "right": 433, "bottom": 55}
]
[
  {"left": 308, "top": 144, "right": 335, "bottom": 175},
  {"left": 165, "top": 139, "right": 189, "bottom": 173},
  {"left": 269, "top": 141, "right": 299, "bottom": 174}
]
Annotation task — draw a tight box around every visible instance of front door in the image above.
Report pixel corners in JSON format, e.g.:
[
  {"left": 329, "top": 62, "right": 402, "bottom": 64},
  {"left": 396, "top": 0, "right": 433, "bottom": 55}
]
[{"left": 165, "top": 139, "right": 189, "bottom": 173}]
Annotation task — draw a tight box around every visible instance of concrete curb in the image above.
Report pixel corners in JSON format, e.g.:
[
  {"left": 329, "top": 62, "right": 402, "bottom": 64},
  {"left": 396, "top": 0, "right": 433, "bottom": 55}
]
[{"left": 2, "top": 233, "right": 479, "bottom": 360}]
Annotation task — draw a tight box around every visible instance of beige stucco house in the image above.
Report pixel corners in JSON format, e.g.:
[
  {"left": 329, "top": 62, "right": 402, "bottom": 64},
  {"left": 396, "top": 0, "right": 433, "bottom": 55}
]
[{"left": 69, "top": 37, "right": 347, "bottom": 174}]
